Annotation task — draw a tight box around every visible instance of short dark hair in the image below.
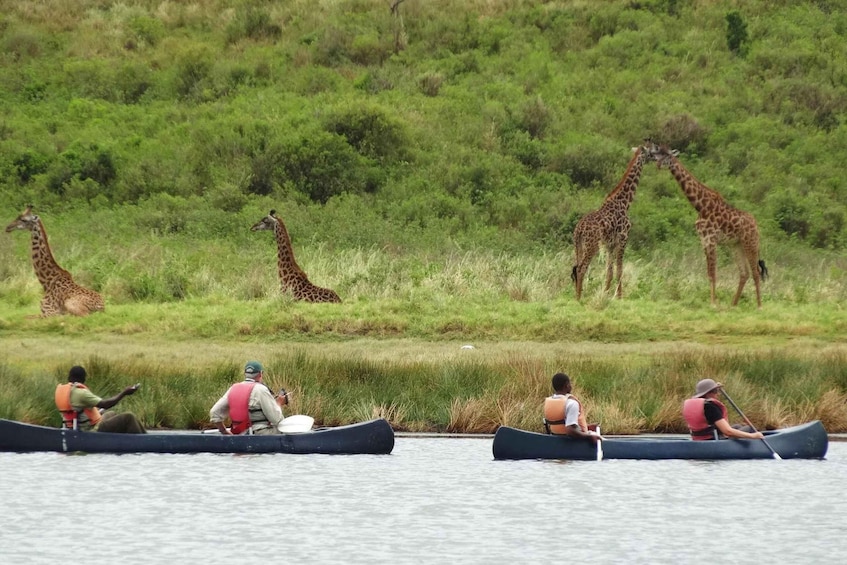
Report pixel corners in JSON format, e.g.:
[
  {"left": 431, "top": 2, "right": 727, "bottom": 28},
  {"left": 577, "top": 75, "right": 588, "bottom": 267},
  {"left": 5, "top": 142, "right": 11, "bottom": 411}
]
[
  {"left": 551, "top": 372, "right": 570, "bottom": 392},
  {"left": 68, "top": 365, "right": 87, "bottom": 382}
]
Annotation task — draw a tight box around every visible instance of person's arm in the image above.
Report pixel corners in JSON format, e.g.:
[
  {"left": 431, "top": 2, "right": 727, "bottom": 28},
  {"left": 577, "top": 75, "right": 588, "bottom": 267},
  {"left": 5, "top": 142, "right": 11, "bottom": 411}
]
[
  {"left": 563, "top": 400, "right": 603, "bottom": 442},
  {"left": 95, "top": 384, "right": 139, "bottom": 410},
  {"left": 714, "top": 418, "right": 764, "bottom": 439},
  {"left": 564, "top": 424, "right": 603, "bottom": 442},
  {"left": 257, "top": 388, "right": 284, "bottom": 426},
  {"left": 209, "top": 394, "right": 232, "bottom": 434}
]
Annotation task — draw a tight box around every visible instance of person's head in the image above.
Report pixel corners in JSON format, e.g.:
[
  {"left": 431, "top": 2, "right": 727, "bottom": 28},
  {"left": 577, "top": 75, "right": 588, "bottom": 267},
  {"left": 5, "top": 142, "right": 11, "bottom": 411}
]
[
  {"left": 244, "top": 360, "right": 264, "bottom": 381},
  {"left": 68, "top": 365, "right": 87, "bottom": 383},
  {"left": 693, "top": 378, "right": 722, "bottom": 399},
  {"left": 551, "top": 372, "right": 572, "bottom": 394}
]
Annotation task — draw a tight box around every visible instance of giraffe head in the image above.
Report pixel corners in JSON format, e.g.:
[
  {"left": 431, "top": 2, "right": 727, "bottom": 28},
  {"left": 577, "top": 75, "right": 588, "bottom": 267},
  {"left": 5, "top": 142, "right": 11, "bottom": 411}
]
[
  {"left": 250, "top": 209, "right": 279, "bottom": 232},
  {"left": 5, "top": 205, "right": 38, "bottom": 233},
  {"left": 641, "top": 139, "right": 679, "bottom": 170}
]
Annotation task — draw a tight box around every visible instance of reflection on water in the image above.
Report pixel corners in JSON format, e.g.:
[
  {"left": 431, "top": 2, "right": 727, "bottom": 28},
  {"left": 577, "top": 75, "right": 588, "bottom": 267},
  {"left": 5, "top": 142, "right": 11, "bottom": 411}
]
[{"left": 1, "top": 438, "right": 845, "bottom": 564}]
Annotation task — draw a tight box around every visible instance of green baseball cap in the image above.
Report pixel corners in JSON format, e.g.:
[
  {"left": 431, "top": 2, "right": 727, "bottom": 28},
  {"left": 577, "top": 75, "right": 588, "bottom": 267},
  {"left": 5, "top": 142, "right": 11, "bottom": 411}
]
[{"left": 244, "top": 361, "right": 264, "bottom": 376}]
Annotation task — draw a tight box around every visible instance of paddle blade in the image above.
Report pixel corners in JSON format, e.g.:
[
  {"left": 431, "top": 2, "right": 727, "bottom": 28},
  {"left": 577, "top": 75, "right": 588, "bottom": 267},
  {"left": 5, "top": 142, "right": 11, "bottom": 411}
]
[
  {"left": 596, "top": 425, "right": 603, "bottom": 462},
  {"left": 278, "top": 415, "right": 314, "bottom": 434}
]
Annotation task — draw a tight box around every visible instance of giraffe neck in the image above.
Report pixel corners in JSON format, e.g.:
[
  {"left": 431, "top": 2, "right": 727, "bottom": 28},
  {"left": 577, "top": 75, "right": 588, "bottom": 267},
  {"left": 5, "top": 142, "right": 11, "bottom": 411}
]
[
  {"left": 602, "top": 150, "right": 645, "bottom": 212},
  {"left": 29, "top": 219, "right": 70, "bottom": 289},
  {"left": 667, "top": 158, "right": 724, "bottom": 214},
  {"left": 272, "top": 218, "right": 306, "bottom": 286}
]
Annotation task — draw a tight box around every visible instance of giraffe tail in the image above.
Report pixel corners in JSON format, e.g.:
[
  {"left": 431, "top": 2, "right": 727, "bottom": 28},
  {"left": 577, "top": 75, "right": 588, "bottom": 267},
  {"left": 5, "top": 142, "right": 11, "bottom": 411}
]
[
  {"left": 571, "top": 265, "right": 578, "bottom": 283},
  {"left": 758, "top": 259, "right": 768, "bottom": 282}
]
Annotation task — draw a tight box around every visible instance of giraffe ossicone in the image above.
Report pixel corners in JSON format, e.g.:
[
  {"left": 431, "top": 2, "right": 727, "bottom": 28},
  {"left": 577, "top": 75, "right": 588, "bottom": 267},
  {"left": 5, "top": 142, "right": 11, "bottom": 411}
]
[
  {"left": 5, "top": 205, "right": 105, "bottom": 317},
  {"left": 251, "top": 209, "right": 342, "bottom": 303}
]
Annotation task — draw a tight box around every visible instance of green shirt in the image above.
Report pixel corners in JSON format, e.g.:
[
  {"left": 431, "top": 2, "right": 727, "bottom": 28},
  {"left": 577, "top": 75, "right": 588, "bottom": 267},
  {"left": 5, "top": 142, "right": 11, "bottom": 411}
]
[{"left": 69, "top": 385, "right": 102, "bottom": 431}]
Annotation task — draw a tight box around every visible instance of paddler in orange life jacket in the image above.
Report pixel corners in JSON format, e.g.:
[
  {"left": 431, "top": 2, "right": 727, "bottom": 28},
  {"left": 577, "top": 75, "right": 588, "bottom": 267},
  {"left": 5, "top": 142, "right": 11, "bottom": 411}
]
[
  {"left": 55, "top": 365, "right": 146, "bottom": 433},
  {"left": 543, "top": 372, "right": 603, "bottom": 444},
  {"left": 682, "top": 379, "right": 764, "bottom": 441},
  {"left": 209, "top": 360, "right": 290, "bottom": 435}
]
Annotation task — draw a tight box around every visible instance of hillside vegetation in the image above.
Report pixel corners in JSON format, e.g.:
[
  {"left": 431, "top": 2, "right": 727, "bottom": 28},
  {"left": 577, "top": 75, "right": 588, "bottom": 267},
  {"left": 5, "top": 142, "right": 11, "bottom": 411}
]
[
  {"left": 1, "top": 0, "right": 845, "bottom": 253},
  {"left": 1, "top": 2, "right": 846, "bottom": 434}
]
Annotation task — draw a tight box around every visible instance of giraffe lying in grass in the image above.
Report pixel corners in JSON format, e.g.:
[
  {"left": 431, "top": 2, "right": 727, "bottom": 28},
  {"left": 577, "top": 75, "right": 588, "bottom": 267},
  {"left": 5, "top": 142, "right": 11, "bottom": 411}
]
[
  {"left": 5, "top": 205, "right": 104, "bottom": 316},
  {"left": 251, "top": 209, "right": 342, "bottom": 303}
]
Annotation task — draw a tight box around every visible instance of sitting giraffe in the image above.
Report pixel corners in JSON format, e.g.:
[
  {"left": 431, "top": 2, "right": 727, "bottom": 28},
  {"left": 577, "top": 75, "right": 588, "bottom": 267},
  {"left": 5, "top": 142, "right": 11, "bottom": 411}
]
[
  {"left": 5, "top": 205, "right": 105, "bottom": 316},
  {"left": 251, "top": 209, "right": 342, "bottom": 303},
  {"left": 643, "top": 141, "right": 767, "bottom": 308},
  {"left": 571, "top": 145, "right": 649, "bottom": 300}
]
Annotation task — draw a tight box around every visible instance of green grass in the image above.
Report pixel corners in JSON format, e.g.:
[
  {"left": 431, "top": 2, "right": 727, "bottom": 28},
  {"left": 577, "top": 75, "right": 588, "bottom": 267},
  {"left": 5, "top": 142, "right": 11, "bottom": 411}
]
[{"left": 1, "top": 1, "right": 846, "bottom": 434}]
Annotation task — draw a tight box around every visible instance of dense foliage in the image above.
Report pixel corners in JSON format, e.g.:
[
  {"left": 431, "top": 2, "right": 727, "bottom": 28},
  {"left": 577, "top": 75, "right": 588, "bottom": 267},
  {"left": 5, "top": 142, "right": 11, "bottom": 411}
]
[{"left": 1, "top": 0, "right": 846, "bottom": 256}]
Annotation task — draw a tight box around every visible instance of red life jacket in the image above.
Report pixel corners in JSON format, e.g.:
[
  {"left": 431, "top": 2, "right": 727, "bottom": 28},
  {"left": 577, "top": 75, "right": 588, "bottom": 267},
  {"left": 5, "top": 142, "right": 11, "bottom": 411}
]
[
  {"left": 228, "top": 381, "right": 257, "bottom": 435},
  {"left": 682, "top": 398, "right": 728, "bottom": 440},
  {"left": 55, "top": 383, "right": 102, "bottom": 430},
  {"left": 543, "top": 394, "right": 587, "bottom": 435}
]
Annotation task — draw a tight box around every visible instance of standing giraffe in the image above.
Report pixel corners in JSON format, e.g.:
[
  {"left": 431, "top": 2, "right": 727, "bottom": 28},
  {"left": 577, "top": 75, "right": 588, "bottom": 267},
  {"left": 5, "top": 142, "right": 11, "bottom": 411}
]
[
  {"left": 644, "top": 141, "right": 767, "bottom": 308},
  {"left": 571, "top": 145, "right": 649, "bottom": 300},
  {"left": 251, "top": 209, "right": 342, "bottom": 303},
  {"left": 5, "top": 205, "right": 105, "bottom": 316}
]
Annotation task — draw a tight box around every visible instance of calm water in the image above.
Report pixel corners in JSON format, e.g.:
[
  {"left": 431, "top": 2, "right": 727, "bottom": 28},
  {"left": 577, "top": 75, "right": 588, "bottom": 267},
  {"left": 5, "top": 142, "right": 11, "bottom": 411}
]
[{"left": 2, "top": 437, "right": 846, "bottom": 564}]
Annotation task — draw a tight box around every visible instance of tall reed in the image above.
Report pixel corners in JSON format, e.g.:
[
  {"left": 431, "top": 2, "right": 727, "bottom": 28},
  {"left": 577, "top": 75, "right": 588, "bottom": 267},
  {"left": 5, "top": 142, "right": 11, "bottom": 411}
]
[{"left": 3, "top": 346, "right": 845, "bottom": 433}]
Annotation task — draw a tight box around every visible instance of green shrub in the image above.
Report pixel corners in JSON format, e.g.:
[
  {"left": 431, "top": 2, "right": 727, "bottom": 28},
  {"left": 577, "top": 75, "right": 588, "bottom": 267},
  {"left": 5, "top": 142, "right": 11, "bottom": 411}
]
[
  {"left": 323, "top": 105, "right": 411, "bottom": 164},
  {"left": 725, "top": 11, "right": 749, "bottom": 55}
]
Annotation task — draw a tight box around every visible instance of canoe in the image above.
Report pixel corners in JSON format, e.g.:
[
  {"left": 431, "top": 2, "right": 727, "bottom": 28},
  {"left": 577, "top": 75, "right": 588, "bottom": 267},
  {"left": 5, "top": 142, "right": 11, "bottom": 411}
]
[
  {"left": 0, "top": 418, "right": 394, "bottom": 455},
  {"left": 492, "top": 420, "right": 828, "bottom": 461}
]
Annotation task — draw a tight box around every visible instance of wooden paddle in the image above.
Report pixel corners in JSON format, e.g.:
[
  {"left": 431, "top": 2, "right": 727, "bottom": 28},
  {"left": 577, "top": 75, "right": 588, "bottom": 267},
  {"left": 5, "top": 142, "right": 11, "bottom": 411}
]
[{"left": 721, "top": 390, "right": 782, "bottom": 460}]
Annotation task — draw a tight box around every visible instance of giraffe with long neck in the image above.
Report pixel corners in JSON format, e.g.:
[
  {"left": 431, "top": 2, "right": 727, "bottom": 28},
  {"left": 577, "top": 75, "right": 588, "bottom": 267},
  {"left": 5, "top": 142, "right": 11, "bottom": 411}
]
[
  {"left": 5, "top": 206, "right": 105, "bottom": 316},
  {"left": 251, "top": 209, "right": 342, "bottom": 303},
  {"left": 644, "top": 141, "right": 767, "bottom": 308},
  {"left": 571, "top": 145, "right": 648, "bottom": 300}
]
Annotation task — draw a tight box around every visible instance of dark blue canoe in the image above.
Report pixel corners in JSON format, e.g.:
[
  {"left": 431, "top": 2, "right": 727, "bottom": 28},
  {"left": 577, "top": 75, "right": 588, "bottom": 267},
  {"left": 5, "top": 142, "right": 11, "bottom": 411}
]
[
  {"left": 492, "top": 420, "right": 828, "bottom": 461},
  {"left": 0, "top": 418, "right": 394, "bottom": 455}
]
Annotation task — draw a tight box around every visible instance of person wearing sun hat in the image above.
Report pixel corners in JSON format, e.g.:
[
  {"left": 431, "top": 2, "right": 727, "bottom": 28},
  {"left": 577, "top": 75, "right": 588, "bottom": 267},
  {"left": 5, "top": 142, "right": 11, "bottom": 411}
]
[
  {"left": 209, "top": 360, "right": 290, "bottom": 435},
  {"left": 682, "top": 378, "right": 764, "bottom": 441}
]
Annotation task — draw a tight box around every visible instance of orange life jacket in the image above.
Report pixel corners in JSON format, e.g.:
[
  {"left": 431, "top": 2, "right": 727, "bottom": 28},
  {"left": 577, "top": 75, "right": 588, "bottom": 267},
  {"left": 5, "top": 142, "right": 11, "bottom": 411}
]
[
  {"left": 55, "top": 383, "right": 102, "bottom": 430},
  {"left": 228, "top": 381, "right": 258, "bottom": 435},
  {"left": 682, "top": 398, "right": 728, "bottom": 440},
  {"left": 543, "top": 394, "right": 588, "bottom": 435}
]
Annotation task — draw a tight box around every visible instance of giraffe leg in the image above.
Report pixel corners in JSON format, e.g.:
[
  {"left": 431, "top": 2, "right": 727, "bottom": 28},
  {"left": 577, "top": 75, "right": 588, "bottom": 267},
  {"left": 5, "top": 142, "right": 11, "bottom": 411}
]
[
  {"left": 574, "top": 241, "right": 599, "bottom": 300},
  {"left": 64, "top": 295, "right": 92, "bottom": 316},
  {"left": 703, "top": 245, "right": 718, "bottom": 306},
  {"left": 40, "top": 295, "right": 62, "bottom": 317},
  {"left": 731, "top": 247, "right": 750, "bottom": 306},
  {"left": 604, "top": 246, "right": 615, "bottom": 293},
  {"left": 744, "top": 247, "right": 763, "bottom": 308},
  {"left": 613, "top": 242, "right": 626, "bottom": 298}
]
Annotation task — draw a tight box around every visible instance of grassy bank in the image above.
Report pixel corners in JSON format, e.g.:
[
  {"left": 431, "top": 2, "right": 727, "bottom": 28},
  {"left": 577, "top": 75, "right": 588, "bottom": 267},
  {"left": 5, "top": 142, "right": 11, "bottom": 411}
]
[{"left": 2, "top": 335, "right": 845, "bottom": 434}]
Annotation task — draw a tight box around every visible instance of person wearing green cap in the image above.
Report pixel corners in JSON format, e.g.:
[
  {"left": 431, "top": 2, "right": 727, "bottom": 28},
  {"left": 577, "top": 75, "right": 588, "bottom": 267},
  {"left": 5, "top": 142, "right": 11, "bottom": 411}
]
[{"left": 209, "top": 361, "right": 290, "bottom": 435}]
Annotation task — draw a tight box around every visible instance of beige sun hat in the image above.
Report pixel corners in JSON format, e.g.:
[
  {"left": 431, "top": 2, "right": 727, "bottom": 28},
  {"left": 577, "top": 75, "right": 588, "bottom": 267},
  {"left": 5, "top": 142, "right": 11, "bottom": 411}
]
[{"left": 693, "top": 378, "right": 723, "bottom": 398}]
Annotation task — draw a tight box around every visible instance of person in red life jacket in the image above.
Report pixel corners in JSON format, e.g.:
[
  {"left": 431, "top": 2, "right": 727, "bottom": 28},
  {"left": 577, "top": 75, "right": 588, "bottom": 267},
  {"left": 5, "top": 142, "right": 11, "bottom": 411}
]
[
  {"left": 55, "top": 365, "right": 146, "bottom": 433},
  {"left": 209, "top": 360, "right": 290, "bottom": 435},
  {"left": 682, "top": 378, "right": 764, "bottom": 441},
  {"left": 542, "top": 372, "right": 603, "bottom": 443}
]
